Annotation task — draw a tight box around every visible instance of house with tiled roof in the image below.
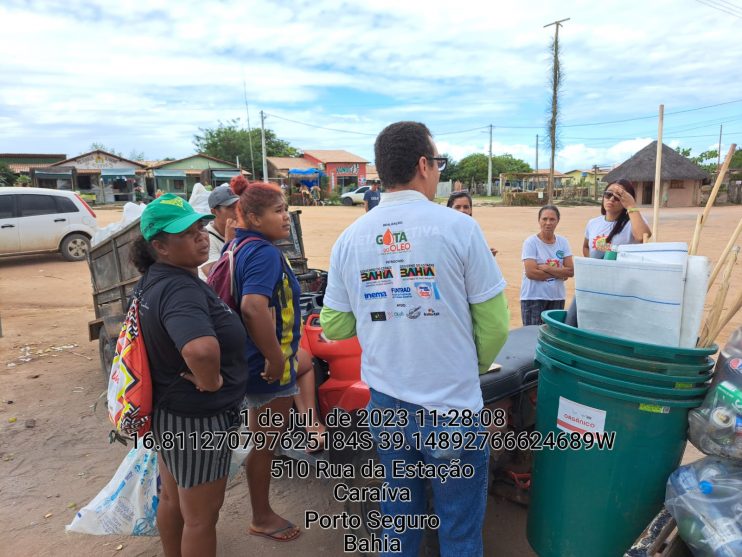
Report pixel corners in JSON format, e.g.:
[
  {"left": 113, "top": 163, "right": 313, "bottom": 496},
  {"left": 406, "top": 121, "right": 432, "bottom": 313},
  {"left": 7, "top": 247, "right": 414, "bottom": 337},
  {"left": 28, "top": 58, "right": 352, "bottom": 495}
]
[
  {"left": 0, "top": 153, "right": 67, "bottom": 175},
  {"left": 149, "top": 153, "right": 246, "bottom": 198},
  {"left": 302, "top": 150, "right": 368, "bottom": 192}
]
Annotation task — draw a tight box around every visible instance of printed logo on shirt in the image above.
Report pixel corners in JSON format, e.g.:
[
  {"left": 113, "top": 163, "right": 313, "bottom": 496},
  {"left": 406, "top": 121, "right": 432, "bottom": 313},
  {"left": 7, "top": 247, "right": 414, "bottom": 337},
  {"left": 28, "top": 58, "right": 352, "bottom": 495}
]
[
  {"left": 400, "top": 264, "right": 435, "bottom": 279},
  {"left": 360, "top": 267, "right": 394, "bottom": 283},
  {"left": 592, "top": 235, "right": 609, "bottom": 251},
  {"left": 406, "top": 306, "right": 422, "bottom": 319},
  {"left": 545, "top": 258, "right": 561, "bottom": 268},
  {"left": 414, "top": 281, "right": 440, "bottom": 300},
  {"left": 370, "top": 311, "right": 387, "bottom": 322},
  {"left": 423, "top": 308, "right": 440, "bottom": 317},
  {"left": 396, "top": 303, "right": 407, "bottom": 308},
  {"left": 556, "top": 250, "right": 565, "bottom": 259},
  {"left": 391, "top": 286, "right": 412, "bottom": 299},
  {"left": 364, "top": 291, "right": 388, "bottom": 300},
  {"left": 376, "top": 228, "right": 411, "bottom": 254}
]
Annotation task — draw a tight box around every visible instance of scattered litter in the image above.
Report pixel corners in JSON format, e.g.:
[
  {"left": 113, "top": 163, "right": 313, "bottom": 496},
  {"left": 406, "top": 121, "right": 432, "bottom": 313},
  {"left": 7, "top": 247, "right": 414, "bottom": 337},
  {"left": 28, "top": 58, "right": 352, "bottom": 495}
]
[
  {"left": 2, "top": 454, "right": 14, "bottom": 462},
  {"left": 44, "top": 513, "right": 53, "bottom": 519},
  {"left": 6, "top": 400, "right": 13, "bottom": 404},
  {"left": 6, "top": 363, "right": 16, "bottom": 368},
  {"left": 25, "top": 419, "right": 36, "bottom": 428},
  {"left": 67, "top": 502, "right": 76, "bottom": 509},
  {"left": 29, "top": 374, "right": 40, "bottom": 379},
  {"left": 115, "top": 544, "right": 124, "bottom": 551},
  {"left": 72, "top": 386, "right": 85, "bottom": 393},
  {"left": 8, "top": 417, "right": 16, "bottom": 423}
]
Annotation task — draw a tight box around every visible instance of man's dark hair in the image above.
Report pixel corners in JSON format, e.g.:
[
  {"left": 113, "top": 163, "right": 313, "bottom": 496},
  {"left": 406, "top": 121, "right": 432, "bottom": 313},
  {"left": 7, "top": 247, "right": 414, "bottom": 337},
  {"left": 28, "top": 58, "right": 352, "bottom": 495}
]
[{"left": 374, "top": 121, "right": 434, "bottom": 187}]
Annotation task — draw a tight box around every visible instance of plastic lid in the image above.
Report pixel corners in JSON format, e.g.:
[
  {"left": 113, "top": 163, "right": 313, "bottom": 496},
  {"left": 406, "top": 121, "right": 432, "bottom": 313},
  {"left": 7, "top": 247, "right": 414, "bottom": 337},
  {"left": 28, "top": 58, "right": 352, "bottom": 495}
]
[{"left": 699, "top": 481, "right": 713, "bottom": 494}]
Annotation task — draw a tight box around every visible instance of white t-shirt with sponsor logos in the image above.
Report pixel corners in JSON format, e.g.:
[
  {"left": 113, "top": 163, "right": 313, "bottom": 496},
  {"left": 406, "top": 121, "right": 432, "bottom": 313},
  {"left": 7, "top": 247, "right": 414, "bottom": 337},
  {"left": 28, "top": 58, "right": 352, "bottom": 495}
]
[
  {"left": 519, "top": 234, "right": 572, "bottom": 301},
  {"left": 323, "top": 189, "right": 506, "bottom": 413},
  {"left": 585, "top": 215, "right": 647, "bottom": 259}
]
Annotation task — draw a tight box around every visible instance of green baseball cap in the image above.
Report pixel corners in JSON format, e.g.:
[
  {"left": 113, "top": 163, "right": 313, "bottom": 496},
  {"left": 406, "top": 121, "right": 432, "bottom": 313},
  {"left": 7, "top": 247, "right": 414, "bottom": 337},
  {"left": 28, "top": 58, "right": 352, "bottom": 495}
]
[{"left": 140, "top": 194, "right": 214, "bottom": 241}]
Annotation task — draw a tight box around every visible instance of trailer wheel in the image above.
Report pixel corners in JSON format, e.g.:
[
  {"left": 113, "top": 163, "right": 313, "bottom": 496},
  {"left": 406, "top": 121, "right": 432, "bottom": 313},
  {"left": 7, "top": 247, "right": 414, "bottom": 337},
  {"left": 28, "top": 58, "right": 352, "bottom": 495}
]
[
  {"left": 99, "top": 329, "right": 115, "bottom": 383},
  {"left": 346, "top": 450, "right": 440, "bottom": 557}
]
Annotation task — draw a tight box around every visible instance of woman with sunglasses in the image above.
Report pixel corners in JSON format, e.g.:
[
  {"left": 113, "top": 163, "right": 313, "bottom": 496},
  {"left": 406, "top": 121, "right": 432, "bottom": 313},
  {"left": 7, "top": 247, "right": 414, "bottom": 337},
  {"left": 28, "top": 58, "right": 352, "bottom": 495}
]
[
  {"left": 447, "top": 190, "right": 499, "bottom": 256},
  {"left": 583, "top": 179, "right": 651, "bottom": 258}
]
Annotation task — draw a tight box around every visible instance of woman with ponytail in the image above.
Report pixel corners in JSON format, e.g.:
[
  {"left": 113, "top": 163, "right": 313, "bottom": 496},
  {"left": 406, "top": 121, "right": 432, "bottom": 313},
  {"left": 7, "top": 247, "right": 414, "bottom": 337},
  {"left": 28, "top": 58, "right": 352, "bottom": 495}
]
[
  {"left": 583, "top": 179, "right": 651, "bottom": 258},
  {"left": 229, "top": 180, "right": 320, "bottom": 542}
]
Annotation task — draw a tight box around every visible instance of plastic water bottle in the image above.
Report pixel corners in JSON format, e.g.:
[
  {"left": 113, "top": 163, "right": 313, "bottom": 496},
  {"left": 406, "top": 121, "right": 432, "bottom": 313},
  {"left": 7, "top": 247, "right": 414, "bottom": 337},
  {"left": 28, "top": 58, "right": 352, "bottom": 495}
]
[
  {"left": 695, "top": 480, "right": 742, "bottom": 557},
  {"left": 714, "top": 326, "right": 742, "bottom": 387}
]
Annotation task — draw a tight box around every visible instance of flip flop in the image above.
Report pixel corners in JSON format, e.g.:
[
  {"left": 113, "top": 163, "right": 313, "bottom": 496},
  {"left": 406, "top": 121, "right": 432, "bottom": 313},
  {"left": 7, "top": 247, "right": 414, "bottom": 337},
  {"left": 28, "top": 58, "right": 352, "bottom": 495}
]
[{"left": 248, "top": 522, "right": 301, "bottom": 542}]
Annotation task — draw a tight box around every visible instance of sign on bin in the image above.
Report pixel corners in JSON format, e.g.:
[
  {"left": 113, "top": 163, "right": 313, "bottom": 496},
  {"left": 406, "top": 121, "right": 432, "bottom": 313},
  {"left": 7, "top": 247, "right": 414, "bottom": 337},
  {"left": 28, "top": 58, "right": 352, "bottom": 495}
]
[{"left": 557, "top": 396, "right": 606, "bottom": 437}]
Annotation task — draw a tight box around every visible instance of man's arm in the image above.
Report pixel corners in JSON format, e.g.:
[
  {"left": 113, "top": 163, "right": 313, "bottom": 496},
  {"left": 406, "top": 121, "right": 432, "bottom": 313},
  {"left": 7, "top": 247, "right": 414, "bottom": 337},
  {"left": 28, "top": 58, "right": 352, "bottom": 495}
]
[
  {"left": 319, "top": 306, "right": 357, "bottom": 340},
  {"left": 470, "top": 292, "right": 509, "bottom": 374}
]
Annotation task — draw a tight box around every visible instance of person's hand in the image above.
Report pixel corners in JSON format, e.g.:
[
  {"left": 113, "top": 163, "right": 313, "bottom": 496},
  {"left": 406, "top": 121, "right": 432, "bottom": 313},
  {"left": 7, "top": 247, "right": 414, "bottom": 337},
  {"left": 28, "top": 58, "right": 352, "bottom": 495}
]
[
  {"left": 225, "top": 218, "right": 237, "bottom": 242},
  {"left": 180, "top": 371, "right": 222, "bottom": 392},
  {"left": 617, "top": 189, "right": 636, "bottom": 210},
  {"left": 261, "top": 357, "right": 285, "bottom": 384},
  {"left": 490, "top": 247, "right": 498, "bottom": 257}
]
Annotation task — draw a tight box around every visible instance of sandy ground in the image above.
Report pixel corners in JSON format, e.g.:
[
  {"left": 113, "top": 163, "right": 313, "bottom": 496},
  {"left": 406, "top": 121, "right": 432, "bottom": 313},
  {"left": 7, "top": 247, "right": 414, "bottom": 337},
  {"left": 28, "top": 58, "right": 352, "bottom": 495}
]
[{"left": 1, "top": 203, "right": 740, "bottom": 557}]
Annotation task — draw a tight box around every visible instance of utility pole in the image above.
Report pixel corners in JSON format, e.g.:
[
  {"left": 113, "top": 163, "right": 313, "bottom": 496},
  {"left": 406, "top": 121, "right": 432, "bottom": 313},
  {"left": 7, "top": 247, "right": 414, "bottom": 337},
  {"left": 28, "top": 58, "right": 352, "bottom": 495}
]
[
  {"left": 487, "top": 124, "right": 493, "bottom": 196},
  {"left": 535, "top": 134, "right": 539, "bottom": 190},
  {"left": 544, "top": 17, "right": 569, "bottom": 204},
  {"left": 717, "top": 124, "right": 723, "bottom": 173},
  {"left": 260, "top": 110, "right": 268, "bottom": 181},
  {"left": 243, "top": 80, "right": 257, "bottom": 179}
]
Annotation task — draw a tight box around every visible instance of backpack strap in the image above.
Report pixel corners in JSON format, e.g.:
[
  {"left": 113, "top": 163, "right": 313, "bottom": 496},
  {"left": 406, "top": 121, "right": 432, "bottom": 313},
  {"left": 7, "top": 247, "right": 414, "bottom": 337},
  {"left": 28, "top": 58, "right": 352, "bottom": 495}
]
[{"left": 227, "top": 236, "right": 270, "bottom": 312}]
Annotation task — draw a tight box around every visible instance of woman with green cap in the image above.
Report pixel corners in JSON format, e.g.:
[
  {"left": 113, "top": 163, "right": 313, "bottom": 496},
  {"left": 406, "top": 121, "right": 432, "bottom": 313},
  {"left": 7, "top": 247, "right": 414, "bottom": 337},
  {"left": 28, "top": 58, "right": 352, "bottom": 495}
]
[{"left": 132, "top": 194, "right": 249, "bottom": 557}]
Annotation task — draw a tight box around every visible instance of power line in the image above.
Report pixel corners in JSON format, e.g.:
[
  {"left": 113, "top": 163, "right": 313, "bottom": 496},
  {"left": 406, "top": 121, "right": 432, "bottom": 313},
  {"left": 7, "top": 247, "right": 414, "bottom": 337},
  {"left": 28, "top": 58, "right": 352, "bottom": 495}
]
[
  {"left": 694, "top": 0, "right": 742, "bottom": 19},
  {"left": 265, "top": 112, "right": 376, "bottom": 136}
]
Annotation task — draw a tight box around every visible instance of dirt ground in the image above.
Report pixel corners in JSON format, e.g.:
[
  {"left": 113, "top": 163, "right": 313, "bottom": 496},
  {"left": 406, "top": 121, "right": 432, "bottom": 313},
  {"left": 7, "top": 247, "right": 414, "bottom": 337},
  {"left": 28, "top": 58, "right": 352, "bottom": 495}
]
[{"left": 1, "top": 203, "right": 740, "bottom": 557}]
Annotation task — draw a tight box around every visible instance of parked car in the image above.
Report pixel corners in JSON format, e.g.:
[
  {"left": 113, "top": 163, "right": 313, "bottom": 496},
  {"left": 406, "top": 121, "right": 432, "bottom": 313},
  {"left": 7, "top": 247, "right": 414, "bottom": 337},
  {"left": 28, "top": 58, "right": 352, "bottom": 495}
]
[
  {"left": 0, "top": 187, "right": 97, "bottom": 261},
  {"left": 340, "top": 185, "right": 370, "bottom": 205}
]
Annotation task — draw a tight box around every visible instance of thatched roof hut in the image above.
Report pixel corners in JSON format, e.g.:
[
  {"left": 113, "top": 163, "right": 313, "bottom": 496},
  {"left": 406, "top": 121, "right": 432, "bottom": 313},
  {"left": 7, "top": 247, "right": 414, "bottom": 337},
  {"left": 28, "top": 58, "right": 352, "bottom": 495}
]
[
  {"left": 605, "top": 141, "right": 709, "bottom": 183},
  {"left": 604, "top": 141, "right": 710, "bottom": 207}
]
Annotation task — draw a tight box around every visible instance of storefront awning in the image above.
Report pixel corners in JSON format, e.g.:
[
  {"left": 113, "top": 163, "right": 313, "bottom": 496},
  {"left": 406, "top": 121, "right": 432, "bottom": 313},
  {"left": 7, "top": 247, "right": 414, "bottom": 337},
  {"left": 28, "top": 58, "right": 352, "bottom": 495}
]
[
  {"left": 289, "top": 168, "right": 324, "bottom": 176},
  {"left": 153, "top": 170, "right": 187, "bottom": 178},
  {"left": 35, "top": 169, "right": 73, "bottom": 180},
  {"left": 101, "top": 168, "right": 137, "bottom": 178},
  {"left": 212, "top": 170, "right": 240, "bottom": 179}
]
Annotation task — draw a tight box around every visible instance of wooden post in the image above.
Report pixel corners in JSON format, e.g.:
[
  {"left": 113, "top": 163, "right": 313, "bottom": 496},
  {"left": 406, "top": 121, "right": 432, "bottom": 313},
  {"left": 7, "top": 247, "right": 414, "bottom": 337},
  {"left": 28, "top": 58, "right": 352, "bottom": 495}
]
[
  {"left": 707, "top": 217, "right": 742, "bottom": 290},
  {"left": 690, "top": 143, "right": 737, "bottom": 255},
  {"left": 652, "top": 104, "right": 664, "bottom": 242},
  {"left": 700, "top": 247, "right": 738, "bottom": 344}
]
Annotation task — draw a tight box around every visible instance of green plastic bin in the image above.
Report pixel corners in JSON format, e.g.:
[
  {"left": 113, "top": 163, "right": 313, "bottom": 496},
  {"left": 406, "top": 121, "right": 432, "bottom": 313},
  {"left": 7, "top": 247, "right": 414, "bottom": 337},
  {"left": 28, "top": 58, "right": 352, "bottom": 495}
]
[
  {"left": 537, "top": 340, "right": 713, "bottom": 390},
  {"left": 538, "top": 325, "right": 715, "bottom": 377},
  {"left": 527, "top": 351, "right": 705, "bottom": 557},
  {"left": 542, "top": 310, "right": 717, "bottom": 369}
]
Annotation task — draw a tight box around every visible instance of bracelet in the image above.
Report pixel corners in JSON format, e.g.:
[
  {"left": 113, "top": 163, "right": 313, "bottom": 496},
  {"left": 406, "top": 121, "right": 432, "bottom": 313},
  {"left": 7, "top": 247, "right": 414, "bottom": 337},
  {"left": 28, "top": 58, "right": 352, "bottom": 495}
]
[{"left": 627, "top": 208, "right": 640, "bottom": 213}]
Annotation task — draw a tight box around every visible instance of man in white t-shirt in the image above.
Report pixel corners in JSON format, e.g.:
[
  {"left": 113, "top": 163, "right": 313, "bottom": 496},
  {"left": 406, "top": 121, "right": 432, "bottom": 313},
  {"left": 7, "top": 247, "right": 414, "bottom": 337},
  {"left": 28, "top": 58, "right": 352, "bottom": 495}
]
[
  {"left": 320, "top": 121, "right": 509, "bottom": 556},
  {"left": 198, "top": 184, "right": 239, "bottom": 279}
]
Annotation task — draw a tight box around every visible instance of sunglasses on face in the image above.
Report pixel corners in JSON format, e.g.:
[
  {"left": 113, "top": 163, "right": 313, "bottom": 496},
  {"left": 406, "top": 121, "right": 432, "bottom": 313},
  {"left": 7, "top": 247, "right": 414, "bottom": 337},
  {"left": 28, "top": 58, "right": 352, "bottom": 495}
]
[
  {"left": 426, "top": 156, "right": 447, "bottom": 172},
  {"left": 603, "top": 191, "right": 621, "bottom": 202}
]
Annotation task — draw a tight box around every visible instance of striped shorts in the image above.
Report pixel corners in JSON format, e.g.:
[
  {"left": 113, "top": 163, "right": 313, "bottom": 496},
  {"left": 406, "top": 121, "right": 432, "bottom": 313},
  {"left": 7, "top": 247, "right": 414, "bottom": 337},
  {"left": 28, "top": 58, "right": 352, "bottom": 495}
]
[{"left": 152, "top": 406, "right": 241, "bottom": 489}]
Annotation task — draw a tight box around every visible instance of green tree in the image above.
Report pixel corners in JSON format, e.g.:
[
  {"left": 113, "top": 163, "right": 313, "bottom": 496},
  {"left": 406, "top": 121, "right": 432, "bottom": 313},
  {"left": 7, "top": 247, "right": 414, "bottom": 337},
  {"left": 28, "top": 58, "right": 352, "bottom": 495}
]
[
  {"left": 439, "top": 153, "right": 458, "bottom": 182},
  {"left": 193, "top": 119, "right": 298, "bottom": 179},
  {"left": 14, "top": 175, "right": 31, "bottom": 187},
  {"left": 0, "top": 162, "right": 16, "bottom": 187},
  {"left": 731, "top": 147, "right": 742, "bottom": 168},
  {"left": 87, "top": 143, "right": 122, "bottom": 157},
  {"left": 456, "top": 153, "right": 489, "bottom": 186},
  {"left": 491, "top": 154, "right": 532, "bottom": 175},
  {"left": 675, "top": 146, "right": 720, "bottom": 174}
]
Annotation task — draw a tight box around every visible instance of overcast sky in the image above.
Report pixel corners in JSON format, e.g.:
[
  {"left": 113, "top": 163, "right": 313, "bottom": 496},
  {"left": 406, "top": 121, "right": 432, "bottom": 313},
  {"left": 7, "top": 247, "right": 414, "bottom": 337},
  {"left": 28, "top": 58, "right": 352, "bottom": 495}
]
[{"left": 1, "top": 0, "right": 740, "bottom": 170}]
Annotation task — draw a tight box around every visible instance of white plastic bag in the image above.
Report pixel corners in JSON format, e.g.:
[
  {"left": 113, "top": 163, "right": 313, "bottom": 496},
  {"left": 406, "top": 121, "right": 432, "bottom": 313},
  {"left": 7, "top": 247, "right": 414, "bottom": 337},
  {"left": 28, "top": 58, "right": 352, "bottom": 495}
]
[
  {"left": 66, "top": 446, "right": 159, "bottom": 536},
  {"left": 188, "top": 183, "right": 211, "bottom": 215},
  {"left": 228, "top": 425, "right": 253, "bottom": 479}
]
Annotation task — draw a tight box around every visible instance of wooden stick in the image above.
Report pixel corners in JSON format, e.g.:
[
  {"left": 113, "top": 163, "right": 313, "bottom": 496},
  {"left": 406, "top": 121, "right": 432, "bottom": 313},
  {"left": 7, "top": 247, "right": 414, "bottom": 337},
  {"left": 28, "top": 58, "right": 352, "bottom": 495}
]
[
  {"left": 690, "top": 143, "right": 737, "bottom": 256},
  {"left": 700, "top": 247, "right": 738, "bottom": 345},
  {"left": 689, "top": 214, "right": 703, "bottom": 255},
  {"left": 707, "top": 217, "right": 742, "bottom": 291},
  {"left": 652, "top": 105, "right": 664, "bottom": 242},
  {"left": 703, "top": 288, "right": 742, "bottom": 348}
]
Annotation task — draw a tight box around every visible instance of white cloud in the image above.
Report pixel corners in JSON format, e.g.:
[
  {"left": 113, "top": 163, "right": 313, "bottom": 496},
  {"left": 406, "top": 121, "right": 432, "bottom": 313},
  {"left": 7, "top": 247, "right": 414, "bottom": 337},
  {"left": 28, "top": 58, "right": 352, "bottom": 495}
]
[{"left": 0, "top": 0, "right": 739, "bottom": 167}]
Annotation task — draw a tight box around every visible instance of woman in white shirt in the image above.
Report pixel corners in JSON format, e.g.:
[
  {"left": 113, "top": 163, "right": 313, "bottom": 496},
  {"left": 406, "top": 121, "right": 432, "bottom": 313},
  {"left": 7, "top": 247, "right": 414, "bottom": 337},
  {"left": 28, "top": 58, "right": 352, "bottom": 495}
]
[
  {"left": 583, "top": 179, "right": 651, "bottom": 258},
  {"left": 520, "top": 205, "right": 574, "bottom": 326}
]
